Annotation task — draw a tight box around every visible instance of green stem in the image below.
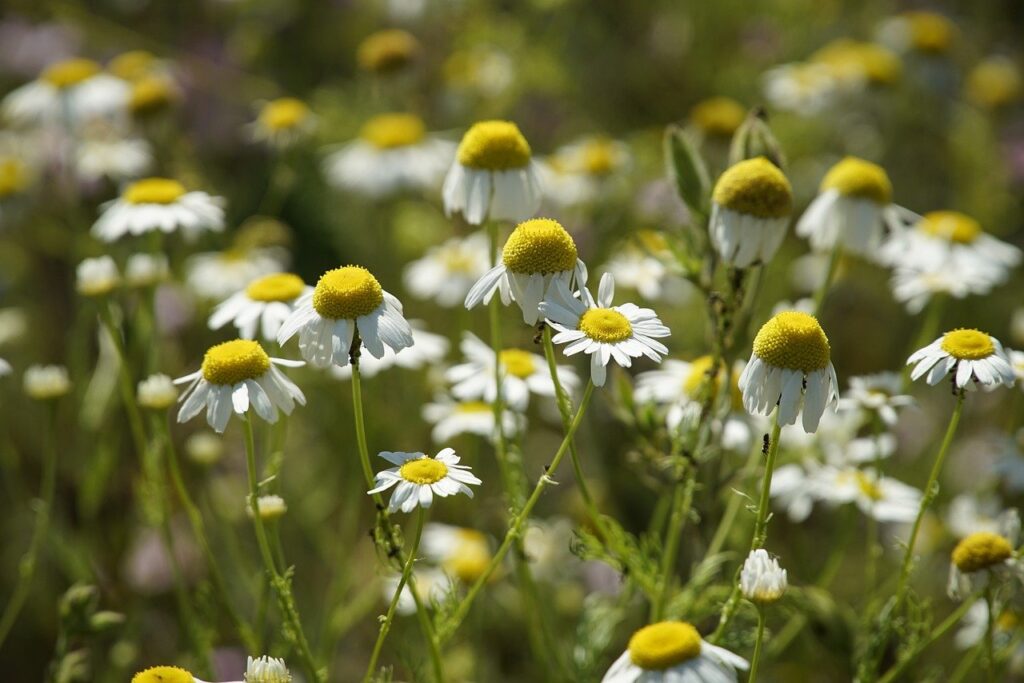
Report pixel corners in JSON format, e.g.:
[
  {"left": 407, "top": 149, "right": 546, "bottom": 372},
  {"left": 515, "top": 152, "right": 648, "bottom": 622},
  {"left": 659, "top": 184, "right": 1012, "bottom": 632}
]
[
  {"left": 747, "top": 607, "right": 767, "bottom": 683},
  {"left": 651, "top": 464, "right": 697, "bottom": 621},
  {"left": 706, "top": 439, "right": 762, "bottom": 559},
  {"left": 812, "top": 244, "right": 843, "bottom": 316},
  {"left": 984, "top": 584, "right": 996, "bottom": 682},
  {"left": 98, "top": 304, "right": 148, "bottom": 459}
]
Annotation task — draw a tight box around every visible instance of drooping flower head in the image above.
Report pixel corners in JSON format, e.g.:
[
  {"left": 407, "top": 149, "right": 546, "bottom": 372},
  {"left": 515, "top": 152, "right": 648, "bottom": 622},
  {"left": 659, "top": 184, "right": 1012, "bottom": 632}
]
[
  {"left": 948, "top": 511, "right": 1023, "bottom": 600},
  {"left": 710, "top": 157, "right": 793, "bottom": 267},
  {"left": 907, "top": 328, "right": 1015, "bottom": 391}
]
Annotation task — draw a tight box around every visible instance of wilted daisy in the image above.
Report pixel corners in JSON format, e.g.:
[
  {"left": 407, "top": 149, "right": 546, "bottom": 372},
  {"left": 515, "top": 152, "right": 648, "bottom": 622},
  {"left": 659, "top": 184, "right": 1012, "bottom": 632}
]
[
  {"left": 907, "top": 329, "right": 1015, "bottom": 391},
  {"left": 92, "top": 177, "right": 225, "bottom": 242},
  {"left": 422, "top": 395, "right": 524, "bottom": 443},
  {"left": 709, "top": 157, "right": 793, "bottom": 268},
  {"left": 174, "top": 339, "right": 306, "bottom": 433},
  {"left": 245, "top": 655, "right": 292, "bottom": 683},
  {"left": 24, "top": 364, "right": 71, "bottom": 400},
  {"left": 837, "top": 372, "right": 914, "bottom": 426},
  {"left": 443, "top": 120, "right": 541, "bottom": 225},
  {"left": 137, "top": 373, "right": 178, "bottom": 410},
  {"left": 323, "top": 113, "right": 455, "bottom": 197},
  {"left": 368, "top": 448, "right": 481, "bottom": 513},
  {"left": 277, "top": 265, "right": 413, "bottom": 368},
  {"left": 2, "top": 58, "right": 129, "bottom": 127},
  {"left": 330, "top": 322, "right": 449, "bottom": 380},
  {"left": 209, "top": 273, "right": 311, "bottom": 341},
  {"left": 422, "top": 523, "right": 493, "bottom": 583},
  {"left": 251, "top": 97, "right": 316, "bottom": 147},
  {"left": 948, "top": 511, "right": 1023, "bottom": 600},
  {"left": 601, "top": 621, "right": 748, "bottom": 683},
  {"left": 186, "top": 248, "right": 287, "bottom": 301},
  {"left": 739, "top": 311, "right": 839, "bottom": 432},
  {"left": 740, "top": 549, "right": 788, "bottom": 604},
  {"left": 356, "top": 28, "right": 420, "bottom": 74},
  {"left": 403, "top": 232, "right": 491, "bottom": 307},
  {"left": 124, "top": 253, "right": 169, "bottom": 288},
  {"left": 446, "top": 332, "right": 578, "bottom": 411},
  {"left": 76, "top": 256, "right": 120, "bottom": 297}
]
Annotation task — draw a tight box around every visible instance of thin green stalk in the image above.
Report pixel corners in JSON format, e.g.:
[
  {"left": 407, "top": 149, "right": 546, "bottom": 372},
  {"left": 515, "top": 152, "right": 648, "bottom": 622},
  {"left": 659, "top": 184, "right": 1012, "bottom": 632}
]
[
  {"left": 747, "top": 607, "right": 767, "bottom": 683},
  {"left": 706, "top": 439, "right": 762, "bottom": 559},
  {"left": 812, "top": 244, "right": 843, "bottom": 315},
  {"left": 984, "top": 584, "right": 996, "bottom": 682},
  {"left": 486, "top": 221, "right": 519, "bottom": 506},
  {"left": 651, "top": 464, "right": 697, "bottom": 621},
  {"left": 98, "top": 304, "right": 147, "bottom": 458}
]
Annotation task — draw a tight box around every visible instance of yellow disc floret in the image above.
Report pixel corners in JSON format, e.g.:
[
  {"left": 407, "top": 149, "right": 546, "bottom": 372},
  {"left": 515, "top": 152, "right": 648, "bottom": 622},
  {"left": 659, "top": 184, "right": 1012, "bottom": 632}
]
[
  {"left": 132, "top": 666, "right": 195, "bottom": 683},
  {"left": 628, "top": 621, "right": 702, "bottom": 670},
  {"left": 260, "top": 97, "right": 310, "bottom": 131},
  {"left": 201, "top": 340, "right": 271, "bottom": 386},
  {"left": 580, "top": 308, "right": 633, "bottom": 344},
  {"left": 904, "top": 11, "right": 955, "bottom": 54},
  {"left": 966, "top": 58, "right": 1022, "bottom": 109},
  {"left": 919, "top": 210, "right": 981, "bottom": 244},
  {"left": 109, "top": 50, "right": 158, "bottom": 81},
  {"left": 129, "top": 76, "right": 175, "bottom": 114},
  {"left": 952, "top": 532, "right": 1013, "bottom": 573},
  {"left": 690, "top": 96, "right": 746, "bottom": 137},
  {"left": 124, "top": 178, "right": 187, "bottom": 205},
  {"left": 500, "top": 349, "right": 536, "bottom": 379},
  {"left": 360, "top": 113, "right": 426, "bottom": 149},
  {"left": 246, "top": 273, "right": 305, "bottom": 302},
  {"left": 940, "top": 329, "right": 995, "bottom": 361},
  {"left": 820, "top": 157, "right": 892, "bottom": 204},
  {"left": 502, "top": 218, "right": 578, "bottom": 274},
  {"left": 580, "top": 138, "right": 619, "bottom": 176},
  {"left": 0, "top": 158, "right": 28, "bottom": 197},
  {"left": 712, "top": 157, "right": 793, "bottom": 219},
  {"left": 455, "top": 401, "right": 491, "bottom": 414},
  {"left": 812, "top": 40, "right": 902, "bottom": 85},
  {"left": 683, "top": 355, "right": 742, "bottom": 410},
  {"left": 753, "top": 311, "right": 831, "bottom": 372},
  {"left": 457, "top": 120, "right": 532, "bottom": 170},
  {"left": 312, "top": 266, "right": 384, "bottom": 319},
  {"left": 42, "top": 58, "right": 101, "bottom": 88},
  {"left": 357, "top": 29, "right": 419, "bottom": 73},
  {"left": 399, "top": 457, "right": 449, "bottom": 484}
]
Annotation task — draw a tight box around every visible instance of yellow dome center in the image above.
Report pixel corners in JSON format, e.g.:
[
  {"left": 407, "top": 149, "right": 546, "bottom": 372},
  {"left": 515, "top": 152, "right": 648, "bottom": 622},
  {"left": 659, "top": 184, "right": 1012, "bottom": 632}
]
[
  {"left": 260, "top": 97, "right": 310, "bottom": 131},
  {"left": 820, "top": 157, "right": 892, "bottom": 204},
  {"left": 124, "top": 178, "right": 187, "bottom": 205},
  {"left": 919, "top": 211, "right": 981, "bottom": 244},
  {"left": 246, "top": 273, "right": 305, "bottom": 302},
  {"left": 440, "top": 245, "right": 480, "bottom": 273},
  {"left": 444, "top": 530, "right": 492, "bottom": 582},
  {"left": 967, "top": 59, "right": 1022, "bottom": 109},
  {"left": 357, "top": 29, "right": 419, "bottom": 73},
  {"left": 690, "top": 96, "right": 746, "bottom": 137},
  {"left": 628, "top": 621, "right": 702, "bottom": 670},
  {"left": 457, "top": 120, "right": 532, "bottom": 170},
  {"left": 579, "top": 308, "right": 633, "bottom": 343},
  {"left": 455, "top": 401, "right": 491, "bottom": 414},
  {"left": 952, "top": 532, "right": 1013, "bottom": 573},
  {"left": 940, "top": 329, "right": 995, "bottom": 360},
  {"left": 905, "top": 11, "right": 955, "bottom": 54},
  {"left": 42, "top": 58, "right": 101, "bottom": 88},
  {"left": 499, "top": 349, "right": 536, "bottom": 379},
  {"left": 812, "top": 40, "right": 902, "bottom": 85},
  {"left": 0, "top": 158, "right": 28, "bottom": 197},
  {"left": 312, "top": 266, "right": 384, "bottom": 319},
  {"left": 854, "top": 472, "right": 882, "bottom": 501},
  {"left": 360, "top": 113, "right": 425, "bottom": 149},
  {"left": 399, "top": 458, "right": 449, "bottom": 484},
  {"left": 752, "top": 311, "right": 831, "bottom": 372},
  {"left": 109, "top": 50, "right": 158, "bottom": 81},
  {"left": 712, "top": 157, "right": 793, "bottom": 218},
  {"left": 129, "top": 76, "right": 175, "bottom": 114},
  {"left": 501, "top": 218, "right": 578, "bottom": 274},
  {"left": 132, "top": 666, "right": 194, "bottom": 683},
  {"left": 683, "top": 355, "right": 742, "bottom": 410},
  {"left": 201, "top": 340, "right": 271, "bottom": 385},
  {"left": 581, "top": 138, "right": 618, "bottom": 176}
]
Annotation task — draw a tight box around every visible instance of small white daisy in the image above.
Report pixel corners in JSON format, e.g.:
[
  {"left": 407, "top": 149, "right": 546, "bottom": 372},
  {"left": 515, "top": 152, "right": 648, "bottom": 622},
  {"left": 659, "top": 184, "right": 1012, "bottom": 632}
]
[
  {"left": 186, "top": 248, "right": 288, "bottom": 302},
  {"left": 740, "top": 548, "right": 788, "bottom": 604},
  {"left": 245, "top": 655, "right": 292, "bottom": 683},
  {"left": 947, "top": 493, "right": 1007, "bottom": 539},
  {"left": 403, "top": 232, "right": 491, "bottom": 307},
  {"left": 602, "top": 247, "right": 691, "bottom": 304},
  {"left": 74, "top": 129, "right": 152, "bottom": 183},
  {"left": 888, "top": 266, "right": 983, "bottom": 315},
  {"left": 837, "top": 372, "right": 914, "bottom": 425},
  {"left": 124, "top": 253, "right": 169, "bottom": 288},
  {"left": 245, "top": 494, "right": 288, "bottom": 521},
  {"left": 817, "top": 465, "right": 922, "bottom": 522},
  {"left": 368, "top": 448, "right": 481, "bottom": 513},
  {"left": 709, "top": 157, "right": 793, "bottom": 267},
  {"left": 422, "top": 395, "right": 524, "bottom": 443},
  {"left": 2, "top": 58, "right": 129, "bottom": 128},
  {"left": 907, "top": 328, "right": 1015, "bottom": 391},
  {"left": 250, "top": 97, "right": 316, "bottom": 148},
  {"left": 330, "top": 322, "right": 449, "bottom": 380},
  {"left": 948, "top": 510, "right": 1023, "bottom": 600},
  {"left": 601, "top": 621, "right": 748, "bottom": 683},
  {"left": 538, "top": 135, "right": 631, "bottom": 208},
  {"left": 76, "top": 255, "right": 120, "bottom": 297},
  {"left": 421, "top": 523, "right": 493, "bottom": 583},
  {"left": 137, "top": 373, "right": 178, "bottom": 410},
  {"left": 383, "top": 566, "right": 454, "bottom": 616},
  {"left": 208, "top": 273, "right": 311, "bottom": 341},
  {"left": 634, "top": 356, "right": 745, "bottom": 433},
  {"left": 761, "top": 62, "right": 838, "bottom": 114},
  {"left": 23, "top": 364, "right": 71, "bottom": 400},
  {"left": 92, "top": 177, "right": 225, "bottom": 242}
]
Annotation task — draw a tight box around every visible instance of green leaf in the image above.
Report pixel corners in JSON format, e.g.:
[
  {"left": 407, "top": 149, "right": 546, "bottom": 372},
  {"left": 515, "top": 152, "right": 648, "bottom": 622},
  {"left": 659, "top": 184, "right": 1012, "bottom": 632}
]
[{"left": 664, "top": 125, "right": 711, "bottom": 217}]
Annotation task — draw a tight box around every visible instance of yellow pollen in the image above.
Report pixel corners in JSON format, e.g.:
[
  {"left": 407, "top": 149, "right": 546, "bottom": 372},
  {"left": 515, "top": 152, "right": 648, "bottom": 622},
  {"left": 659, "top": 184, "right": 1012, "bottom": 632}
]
[
  {"left": 129, "top": 76, "right": 175, "bottom": 114},
  {"left": 501, "top": 218, "right": 578, "bottom": 274},
  {"left": 690, "top": 96, "right": 746, "bottom": 137},
  {"left": 201, "top": 340, "right": 271, "bottom": 385},
  {"left": 918, "top": 211, "right": 981, "bottom": 244},
  {"left": 812, "top": 40, "right": 902, "bottom": 85},
  {"left": 683, "top": 355, "right": 742, "bottom": 410},
  {"left": 904, "top": 11, "right": 956, "bottom": 54},
  {"left": 753, "top": 311, "right": 831, "bottom": 372},
  {"left": 440, "top": 246, "right": 479, "bottom": 273},
  {"left": 455, "top": 401, "right": 491, "bottom": 414},
  {"left": 581, "top": 138, "right": 618, "bottom": 176},
  {"left": 132, "top": 666, "right": 195, "bottom": 683},
  {"left": 399, "top": 458, "right": 449, "bottom": 485},
  {"left": 854, "top": 472, "right": 883, "bottom": 501},
  {"left": 820, "top": 157, "right": 892, "bottom": 204},
  {"left": 124, "top": 178, "right": 187, "bottom": 205},
  {"left": 109, "top": 50, "right": 158, "bottom": 81},
  {"left": 952, "top": 532, "right": 1013, "bottom": 573},
  {"left": 580, "top": 308, "right": 632, "bottom": 343},
  {"left": 312, "top": 266, "right": 383, "bottom": 319},
  {"left": 444, "top": 530, "right": 492, "bottom": 582},
  {"left": 712, "top": 157, "right": 793, "bottom": 218},
  {"left": 967, "top": 58, "right": 1022, "bottom": 109},
  {"left": 940, "top": 329, "right": 995, "bottom": 361},
  {"left": 628, "top": 621, "right": 702, "bottom": 670},
  {"left": 260, "top": 97, "right": 310, "bottom": 131},
  {"left": 41, "top": 58, "right": 100, "bottom": 88},
  {"left": 499, "top": 349, "right": 536, "bottom": 379},
  {"left": 457, "top": 120, "right": 532, "bottom": 170},
  {"left": 246, "top": 273, "right": 305, "bottom": 302},
  {"left": 0, "top": 158, "right": 28, "bottom": 197},
  {"left": 357, "top": 29, "right": 419, "bottom": 73},
  {"left": 360, "top": 113, "right": 426, "bottom": 149},
  {"left": 637, "top": 229, "right": 669, "bottom": 254}
]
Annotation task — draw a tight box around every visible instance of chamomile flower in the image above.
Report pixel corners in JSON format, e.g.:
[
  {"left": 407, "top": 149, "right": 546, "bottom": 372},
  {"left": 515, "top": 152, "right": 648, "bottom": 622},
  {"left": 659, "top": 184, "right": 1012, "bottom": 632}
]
[
  {"left": 422, "top": 395, "right": 524, "bottom": 443},
  {"left": 740, "top": 549, "right": 788, "bottom": 604},
  {"left": 323, "top": 113, "right": 455, "bottom": 197},
  {"left": 186, "top": 248, "right": 287, "bottom": 301},
  {"left": 245, "top": 655, "right": 292, "bottom": 683},
  {"left": 422, "top": 523, "right": 493, "bottom": 583},
  {"left": 877, "top": 11, "right": 956, "bottom": 55},
  {"left": 384, "top": 567, "right": 454, "bottom": 616},
  {"left": 367, "top": 448, "right": 481, "bottom": 513},
  {"left": 762, "top": 63, "right": 838, "bottom": 114},
  {"left": 689, "top": 96, "right": 747, "bottom": 139},
  {"left": 739, "top": 311, "right": 839, "bottom": 432},
  {"left": 948, "top": 511, "right": 1023, "bottom": 600},
  {"left": 132, "top": 666, "right": 211, "bottom": 683},
  {"left": 76, "top": 256, "right": 120, "bottom": 297},
  {"left": 464, "top": 217, "right": 588, "bottom": 325},
  {"left": 888, "top": 266, "right": 981, "bottom": 314},
  {"left": 818, "top": 466, "right": 922, "bottom": 522},
  {"left": 947, "top": 494, "right": 1007, "bottom": 539},
  {"left": 445, "top": 332, "right": 578, "bottom": 411},
  {"left": 137, "top": 373, "right": 178, "bottom": 410},
  {"left": 251, "top": 97, "right": 315, "bottom": 148},
  {"left": 246, "top": 494, "right": 287, "bottom": 521},
  {"left": 539, "top": 136, "right": 631, "bottom": 208},
  {"left": 1009, "top": 349, "right": 1024, "bottom": 386},
  {"left": 276, "top": 266, "right": 413, "bottom": 369},
  {"left": 635, "top": 356, "right": 744, "bottom": 432},
  {"left": 810, "top": 39, "right": 902, "bottom": 90},
  {"left": 907, "top": 329, "right": 1015, "bottom": 391},
  {"left": 541, "top": 273, "right": 671, "bottom": 387},
  {"left": 74, "top": 130, "right": 152, "bottom": 183},
  {"left": 92, "top": 177, "right": 225, "bottom": 242},
  {"left": 602, "top": 247, "right": 690, "bottom": 303},
  {"left": 356, "top": 29, "right": 420, "bottom": 74},
  {"left": 2, "top": 58, "right": 129, "bottom": 127},
  {"left": 403, "top": 232, "right": 491, "bottom": 307},
  {"left": 330, "top": 322, "right": 449, "bottom": 379},
  {"left": 966, "top": 57, "right": 1022, "bottom": 109},
  {"left": 124, "top": 253, "right": 169, "bottom": 288},
  {"left": 24, "top": 364, "right": 71, "bottom": 400},
  {"left": 601, "top": 621, "right": 748, "bottom": 683},
  {"left": 174, "top": 339, "right": 306, "bottom": 433},
  {"left": 208, "top": 273, "right": 311, "bottom": 341},
  {"left": 709, "top": 157, "right": 793, "bottom": 267},
  {"left": 837, "top": 372, "right": 914, "bottom": 425},
  {"left": 443, "top": 120, "right": 542, "bottom": 225}
]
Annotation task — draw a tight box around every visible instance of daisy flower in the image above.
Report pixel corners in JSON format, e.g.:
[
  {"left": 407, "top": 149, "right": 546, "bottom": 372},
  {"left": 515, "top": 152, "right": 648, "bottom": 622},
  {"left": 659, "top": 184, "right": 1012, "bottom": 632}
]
[
  {"left": 276, "top": 265, "right": 413, "bottom": 369},
  {"left": 174, "top": 339, "right": 306, "bottom": 433},
  {"left": 762, "top": 62, "right": 838, "bottom": 115},
  {"left": 23, "top": 364, "right": 71, "bottom": 400},
  {"left": 208, "top": 273, "right": 311, "bottom": 341},
  {"left": 464, "top": 217, "right": 588, "bottom": 325},
  {"left": 74, "top": 129, "right": 152, "bottom": 184},
  {"left": 837, "top": 372, "right": 914, "bottom": 425},
  {"left": 739, "top": 311, "right": 839, "bottom": 432},
  {"left": 124, "top": 253, "right": 169, "bottom": 289},
  {"left": 76, "top": 256, "right": 120, "bottom": 297},
  {"left": 137, "top": 373, "right": 178, "bottom": 410},
  {"left": 946, "top": 493, "right": 1007, "bottom": 539},
  {"left": 888, "top": 266, "right": 983, "bottom": 314},
  {"left": 602, "top": 247, "right": 691, "bottom": 303},
  {"left": 246, "top": 494, "right": 288, "bottom": 521},
  {"left": 245, "top": 656, "right": 292, "bottom": 683},
  {"left": 907, "top": 328, "right": 1015, "bottom": 391},
  {"left": 2, "top": 58, "right": 129, "bottom": 127},
  {"left": 601, "top": 621, "right": 748, "bottom": 683},
  {"left": 367, "top": 448, "right": 481, "bottom": 513},
  {"left": 635, "top": 356, "right": 745, "bottom": 433},
  {"left": 709, "top": 157, "right": 793, "bottom": 267},
  {"left": 689, "top": 96, "right": 747, "bottom": 140},
  {"left": 421, "top": 523, "right": 493, "bottom": 583},
  {"left": 422, "top": 395, "right": 524, "bottom": 443},
  {"left": 445, "top": 332, "right": 579, "bottom": 411},
  {"left": 323, "top": 113, "right": 455, "bottom": 198},
  {"left": 403, "top": 232, "right": 491, "bottom": 307},
  {"left": 948, "top": 510, "right": 1023, "bottom": 600},
  {"left": 442, "top": 120, "right": 542, "bottom": 225},
  {"left": 384, "top": 566, "right": 454, "bottom": 616},
  {"left": 186, "top": 248, "right": 287, "bottom": 301},
  {"left": 1010, "top": 349, "right": 1024, "bottom": 386},
  {"left": 251, "top": 97, "right": 316, "bottom": 148},
  {"left": 356, "top": 29, "right": 419, "bottom": 75},
  {"left": 966, "top": 57, "right": 1022, "bottom": 110},
  {"left": 740, "top": 548, "right": 788, "bottom": 604},
  {"left": 876, "top": 10, "right": 956, "bottom": 55},
  {"left": 818, "top": 466, "right": 922, "bottom": 522},
  {"left": 92, "top": 177, "right": 225, "bottom": 242},
  {"left": 538, "top": 136, "right": 631, "bottom": 208},
  {"left": 127, "top": 74, "right": 180, "bottom": 118}
]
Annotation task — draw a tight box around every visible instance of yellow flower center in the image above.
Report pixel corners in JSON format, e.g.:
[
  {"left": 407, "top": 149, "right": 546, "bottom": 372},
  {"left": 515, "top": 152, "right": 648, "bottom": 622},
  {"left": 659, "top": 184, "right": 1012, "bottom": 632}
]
[
  {"left": 440, "top": 245, "right": 480, "bottom": 273},
  {"left": 820, "top": 157, "right": 892, "bottom": 204},
  {"left": 245, "top": 273, "right": 305, "bottom": 302},
  {"left": 360, "top": 113, "right": 426, "bottom": 149},
  {"left": 455, "top": 401, "right": 491, "bottom": 414},
  {"left": 124, "top": 178, "right": 187, "bottom": 205},
  {"left": 201, "top": 340, "right": 271, "bottom": 385},
  {"left": 499, "top": 349, "right": 536, "bottom": 379},
  {"left": 0, "top": 158, "right": 28, "bottom": 197},
  {"left": 905, "top": 11, "right": 955, "bottom": 54},
  {"left": 260, "top": 97, "right": 310, "bottom": 131},
  {"left": 132, "top": 666, "right": 194, "bottom": 683},
  {"left": 357, "top": 29, "right": 419, "bottom": 73},
  {"left": 918, "top": 211, "right": 981, "bottom": 244},
  {"left": 967, "top": 58, "right": 1022, "bottom": 109},
  {"left": 457, "top": 120, "right": 532, "bottom": 170},
  {"left": 752, "top": 311, "right": 831, "bottom": 372},
  {"left": 42, "top": 58, "right": 101, "bottom": 88},
  {"left": 712, "top": 157, "right": 793, "bottom": 218},
  {"left": 109, "top": 50, "right": 158, "bottom": 81},
  {"left": 812, "top": 40, "right": 902, "bottom": 85},
  {"left": 501, "top": 218, "right": 578, "bottom": 274},
  {"left": 997, "top": 610, "right": 1020, "bottom": 632},
  {"left": 690, "top": 96, "right": 746, "bottom": 137},
  {"left": 579, "top": 308, "right": 632, "bottom": 343},
  {"left": 444, "top": 530, "right": 492, "bottom": 582},
  {"left": 312, "top": 266, "right": 384, "bottom": 319},
  {"left": 952, "top": 532, "right": 1013, "bottom": 573},
  {"left": 581, "top": 138, "right": 618, "bottom": 176},
  {"left": 129, "top": 76, "right": 175, "bottom": 114},
  {"left": 854, "top": 472, "right": 883, "bottom": 501},
  {"left": 627, "top": 621, "right": 702, "bottom": 670},
  {"left": 940, "top": 329, "right": 995, "bottom": 361},
  {"left": 683, "top": 355, "right": 742, "bottom": 410},
  {"left": 399, "top": 458, "right": 449, "bottom": 484}
]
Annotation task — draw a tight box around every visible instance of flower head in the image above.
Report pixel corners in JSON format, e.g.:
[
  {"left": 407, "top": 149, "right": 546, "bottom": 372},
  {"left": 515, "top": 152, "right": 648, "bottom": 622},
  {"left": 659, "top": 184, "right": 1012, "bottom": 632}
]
[
  {"left": 137, "top": 373, "right": 178, "bottom": 410},
  {"left": 132, "top": 666, "right": 196, "bottom": 683},
  {"left": 209, "top": 273, "right": 310, "bottom": 341},
  {"left": 907, "top": 329, "right": 1015, "bottom": 391},
  {"left": 601, "top": 621, "right": 748, "bottom": 682},
  {"left": 76, "top": 256, "right": 120, "bottom": 297},
  {"left": 252, "top": 97, "right": 315, "bottom": 147},
  {"left": 24, "top": 364, "right": 71, "bottom": 400},
  {"left": 368, "top": 448, "right": 481, "bottom": 513},
  {"left": 245, "top": 655, "right": 292, "bottom": 683},
  {"left": 948, "top": 510, "right": 1023, "bottom": 600},
  {"left": 92, "top": 177, "right": 225, "bottom": 242},
  {"left": 689, "top": 96, "right": 746, "bottom": 137},
  {"left": 357, "top": 29, "right": 419, "bottom": 73},
  {"left": 710, "top": 157, "right": 793, "bottom": 267},
  {"left": 740, "top": 549, "right": 788, "bottom": 604}
]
